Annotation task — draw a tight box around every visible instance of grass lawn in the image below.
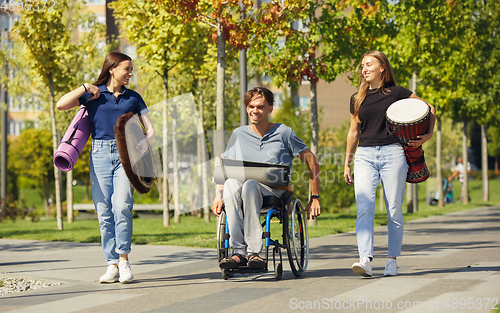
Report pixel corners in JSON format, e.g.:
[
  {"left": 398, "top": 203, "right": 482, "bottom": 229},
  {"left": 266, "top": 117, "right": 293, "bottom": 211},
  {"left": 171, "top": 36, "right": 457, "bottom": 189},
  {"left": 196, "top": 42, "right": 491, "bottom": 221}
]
[{"left": 1, "top": 179, "right": 499, "bottom": 249}]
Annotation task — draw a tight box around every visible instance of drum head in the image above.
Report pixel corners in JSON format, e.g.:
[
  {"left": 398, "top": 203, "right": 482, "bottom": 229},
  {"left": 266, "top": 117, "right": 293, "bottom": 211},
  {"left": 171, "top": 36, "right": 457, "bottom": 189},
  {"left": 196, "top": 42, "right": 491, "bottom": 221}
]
[{"left": 386, "top": 98, "right": 429, "bottom": 124}]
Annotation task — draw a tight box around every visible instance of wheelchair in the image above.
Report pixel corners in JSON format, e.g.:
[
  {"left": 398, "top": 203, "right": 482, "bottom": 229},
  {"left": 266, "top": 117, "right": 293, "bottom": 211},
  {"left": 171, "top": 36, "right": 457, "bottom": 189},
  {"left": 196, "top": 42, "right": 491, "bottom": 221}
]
[{"left": 216, "top": 190, "right": 309, "bottom": 280}]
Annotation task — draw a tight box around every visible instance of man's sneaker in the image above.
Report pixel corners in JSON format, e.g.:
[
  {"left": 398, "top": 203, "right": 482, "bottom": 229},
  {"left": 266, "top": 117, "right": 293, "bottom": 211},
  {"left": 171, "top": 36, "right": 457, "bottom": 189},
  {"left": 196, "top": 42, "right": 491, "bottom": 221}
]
[
  {"left": 118, "top": 260, "right": 134, "bottom": 283},
  {"left": 384, "top": 258, "right": 398, "bottom": 276},
  {"left": 99, "top": 265, "right": 119, "bottom": 283},
  {"left": 351, "top": 257, "right": 372, "bottom": 277}
]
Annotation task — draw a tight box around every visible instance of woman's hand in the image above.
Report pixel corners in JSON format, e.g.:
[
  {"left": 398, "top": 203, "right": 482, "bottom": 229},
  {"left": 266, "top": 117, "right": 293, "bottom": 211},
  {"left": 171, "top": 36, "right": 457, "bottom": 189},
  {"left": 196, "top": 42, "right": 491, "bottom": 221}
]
[
  {"left": 84, "top": 83, "right": 100, "bottom": 100},
  {"left": 344, "top": 163, "right": 353, "bottom": 185},
  {"left": 408, "top": 132, "right": 432, "bottom": 147}
]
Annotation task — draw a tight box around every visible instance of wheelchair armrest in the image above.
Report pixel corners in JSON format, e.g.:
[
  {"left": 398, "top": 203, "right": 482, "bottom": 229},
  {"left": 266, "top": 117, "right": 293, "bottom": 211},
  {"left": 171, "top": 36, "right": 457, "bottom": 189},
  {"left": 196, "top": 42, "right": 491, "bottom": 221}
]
[{"left": 274, "top": 184, "right": 294, "bottom": 192}]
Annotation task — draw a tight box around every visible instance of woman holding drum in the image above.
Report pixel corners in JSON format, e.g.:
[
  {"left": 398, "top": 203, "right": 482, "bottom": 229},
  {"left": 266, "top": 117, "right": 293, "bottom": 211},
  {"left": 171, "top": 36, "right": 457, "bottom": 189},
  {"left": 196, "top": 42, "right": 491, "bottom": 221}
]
[
  {"left": 344, "top": 51, "right": 435, "bottom": 277},
  {"left": 57, "top": 52, "right": 155, "bottom": 283}
]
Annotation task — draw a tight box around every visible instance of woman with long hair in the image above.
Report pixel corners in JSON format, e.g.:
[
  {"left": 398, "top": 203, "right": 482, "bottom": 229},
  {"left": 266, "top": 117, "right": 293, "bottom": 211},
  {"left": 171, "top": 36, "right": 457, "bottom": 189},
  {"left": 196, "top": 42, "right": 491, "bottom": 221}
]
[
  {"left": 57, "top": 52, "right": 155, "bottom": 283},
  {"left": 344, "top": 51, "right": 435, "bottom": 277}
]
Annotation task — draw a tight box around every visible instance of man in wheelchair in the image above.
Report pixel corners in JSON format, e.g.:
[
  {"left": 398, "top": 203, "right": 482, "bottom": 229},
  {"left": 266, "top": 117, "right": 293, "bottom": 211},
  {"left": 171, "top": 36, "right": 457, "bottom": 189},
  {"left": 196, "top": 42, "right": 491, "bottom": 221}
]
[{"left": 211, "top": 87, "right": 321, "bottom": 270}]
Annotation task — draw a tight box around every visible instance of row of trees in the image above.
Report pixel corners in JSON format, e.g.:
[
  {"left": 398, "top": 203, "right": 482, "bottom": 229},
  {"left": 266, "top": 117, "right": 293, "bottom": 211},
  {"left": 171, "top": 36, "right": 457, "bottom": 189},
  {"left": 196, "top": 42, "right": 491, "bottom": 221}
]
[{"left": 0, "top": 0, "right": 498, "bottom": 228}]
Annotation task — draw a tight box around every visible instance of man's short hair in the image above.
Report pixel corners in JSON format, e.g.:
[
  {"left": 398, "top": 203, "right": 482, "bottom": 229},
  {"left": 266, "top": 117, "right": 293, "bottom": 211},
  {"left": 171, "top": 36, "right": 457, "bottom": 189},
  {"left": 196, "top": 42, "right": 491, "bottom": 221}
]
[{"left": 244, "top": 87, "right": 274, "bottom": 107}]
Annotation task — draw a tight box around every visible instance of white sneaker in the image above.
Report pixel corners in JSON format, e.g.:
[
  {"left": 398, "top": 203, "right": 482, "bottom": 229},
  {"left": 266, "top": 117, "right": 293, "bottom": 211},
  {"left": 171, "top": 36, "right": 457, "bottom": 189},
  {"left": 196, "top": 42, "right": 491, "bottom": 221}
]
[
  {"left": 118, "top": 260, "right": 134, "bottom": 283},
  {"left": 99, "top": 265, "right": 119, "bottom": 283},
  {"left": 352, "top": 257, "right": 372, "bottom": 277},
  {"left": 384, "top": 258, "right": 398, "bottom": 276}
]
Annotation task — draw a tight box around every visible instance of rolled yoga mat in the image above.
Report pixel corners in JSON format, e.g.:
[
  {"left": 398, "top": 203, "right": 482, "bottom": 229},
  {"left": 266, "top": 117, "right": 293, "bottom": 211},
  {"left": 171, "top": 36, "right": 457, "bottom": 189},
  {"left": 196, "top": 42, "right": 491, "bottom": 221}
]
[
  {"left": 53, "top": 105, "right": 91, "bottom": 171},
  {"left": 213, "top": 159, "right": 290, "bottom": 187}
]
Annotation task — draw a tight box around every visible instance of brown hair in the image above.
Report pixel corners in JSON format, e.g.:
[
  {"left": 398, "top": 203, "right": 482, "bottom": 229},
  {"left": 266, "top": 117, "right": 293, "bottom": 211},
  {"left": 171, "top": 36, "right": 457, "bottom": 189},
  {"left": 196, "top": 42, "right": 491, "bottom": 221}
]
[
  {"left": 244, "top": 87, "right": 274, "bottom": 107},
  {"left": 352, "top": 51, "right": 396, "bottom": 122},
  {"left": 94, "top": 52, "right": 132, "bottom": 86}
]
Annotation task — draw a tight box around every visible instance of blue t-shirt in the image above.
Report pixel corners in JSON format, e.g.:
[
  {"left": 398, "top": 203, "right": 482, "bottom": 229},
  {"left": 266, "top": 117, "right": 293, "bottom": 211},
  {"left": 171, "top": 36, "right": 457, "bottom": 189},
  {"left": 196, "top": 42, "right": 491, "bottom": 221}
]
[
  {"left": 223, "top": 123, "right": 309, "bottom": 171},
  {"left": 79, "top": 85, "right": 149, "bottom": 140}
]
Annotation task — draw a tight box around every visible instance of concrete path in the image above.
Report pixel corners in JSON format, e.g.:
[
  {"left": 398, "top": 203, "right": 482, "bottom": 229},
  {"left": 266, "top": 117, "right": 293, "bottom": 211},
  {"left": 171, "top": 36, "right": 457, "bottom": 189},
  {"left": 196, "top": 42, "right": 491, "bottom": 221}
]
[{"left": 0, "top": 206, "right": 499, "bottom": 313}]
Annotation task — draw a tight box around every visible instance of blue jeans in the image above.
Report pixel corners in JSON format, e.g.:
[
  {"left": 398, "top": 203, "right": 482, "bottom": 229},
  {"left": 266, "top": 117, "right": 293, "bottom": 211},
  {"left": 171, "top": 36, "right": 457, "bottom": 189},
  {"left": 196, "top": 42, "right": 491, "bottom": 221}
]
[
  {"left": 353, "top": 143, "right": 408, "bottom": 259},
  {"left": 90, "top": 139, "right": 134, "bottom": 265}
]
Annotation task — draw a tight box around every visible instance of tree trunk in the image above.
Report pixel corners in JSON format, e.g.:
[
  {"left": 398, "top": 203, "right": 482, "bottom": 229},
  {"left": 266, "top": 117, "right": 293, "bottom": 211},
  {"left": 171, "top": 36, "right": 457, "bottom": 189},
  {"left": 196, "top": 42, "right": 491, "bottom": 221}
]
[
  {"left": 408, "top": 70, "right": 418, "bottom": 213},
  {"left": 49, "top": 78, "right": 63, "bottom": 230},
  {"left": 215, "top": 20, "right": 226, "bottom": 158},
  {"left": 308, "top": 53, "right": 318, "bottom": 227},
  {"left": 163, "top": 74, "right": 170, "bottom": 227},
  {"left": 67, "top": 170, "right": 73, "bottom": 223},
  {"left": 462, "top": 119, "right": 469, "bottom": 204},
  {"left": 0, "top": 32, "right": 7, "bottom": 200},
  {"left": 481, "top": 124, "right": 489, "bottom": 202},
  {"left": 436, "top": 118, "right": 444, "bottom": 207},
  {"left": 172, "top": 102, "right": 180, "bottom": 223},
  {"left": 85, "top": 179, "right": 89, "bottom": 201},
  {"left": 198, "top": 91, "right": 210, "bottom": 223},
  {"left": 239, "top": 2, "right": 248, "bottom": 126}
]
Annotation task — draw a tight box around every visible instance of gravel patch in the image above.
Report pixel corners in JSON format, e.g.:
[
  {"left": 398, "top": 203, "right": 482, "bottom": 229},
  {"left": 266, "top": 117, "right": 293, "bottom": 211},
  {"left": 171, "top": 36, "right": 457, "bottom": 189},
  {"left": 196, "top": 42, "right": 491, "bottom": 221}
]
[{"left": 0, "top": 276, "right": 62, "bottom": 296}]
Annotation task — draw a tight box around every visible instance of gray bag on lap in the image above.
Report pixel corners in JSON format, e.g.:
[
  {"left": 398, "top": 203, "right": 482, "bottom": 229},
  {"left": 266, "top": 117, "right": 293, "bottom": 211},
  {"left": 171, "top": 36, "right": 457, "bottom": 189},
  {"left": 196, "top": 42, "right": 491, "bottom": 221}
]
[{"left": 213, "top": 159, "right": 290, "bottom": 187}]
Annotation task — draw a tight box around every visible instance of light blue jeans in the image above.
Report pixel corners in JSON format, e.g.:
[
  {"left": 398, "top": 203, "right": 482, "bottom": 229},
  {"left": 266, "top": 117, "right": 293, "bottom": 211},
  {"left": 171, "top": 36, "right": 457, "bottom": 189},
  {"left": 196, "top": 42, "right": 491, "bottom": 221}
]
[
  {"left": 353, "top": 143, "right": 408, "bottom": 259},
  {"left": 90, "top": 139, "right": 134, "bottom": 265}
]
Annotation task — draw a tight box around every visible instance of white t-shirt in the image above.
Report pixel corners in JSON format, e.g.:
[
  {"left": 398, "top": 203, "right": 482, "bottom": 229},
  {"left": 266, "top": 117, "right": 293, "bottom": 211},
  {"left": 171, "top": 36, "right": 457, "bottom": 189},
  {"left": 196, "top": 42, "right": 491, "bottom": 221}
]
[{"left": 455, "top": 162, "right": 471, "bottom": 183}]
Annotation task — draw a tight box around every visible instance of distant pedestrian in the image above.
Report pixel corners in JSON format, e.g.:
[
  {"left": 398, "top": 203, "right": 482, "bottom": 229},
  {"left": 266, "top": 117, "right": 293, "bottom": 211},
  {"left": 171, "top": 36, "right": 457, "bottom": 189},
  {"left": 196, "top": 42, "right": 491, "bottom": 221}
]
[
  {"left": 56, "top": 52, "right": 155, "bottom": 283},
  {"left": 448, "top": 156, "right": 471, "bottom": 203},
  {"left": 344, "top": 51, "right": 435, "bottom": 277}
]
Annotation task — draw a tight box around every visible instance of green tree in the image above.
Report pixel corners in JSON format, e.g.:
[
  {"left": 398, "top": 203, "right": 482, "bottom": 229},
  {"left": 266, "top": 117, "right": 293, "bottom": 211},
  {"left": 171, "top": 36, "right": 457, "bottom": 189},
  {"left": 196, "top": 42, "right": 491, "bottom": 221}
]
[
  {"left": 13, "top": 0, "right": 105, "bottom": 229},
  {"left": 112, "top": 0, "right": 211, "bottom": 225},
  {"left": 381, "top": 0, "right": 469, "bottom": 208},
  {"left": 8, "top": 129, "right": 54, "bottom": 214}
]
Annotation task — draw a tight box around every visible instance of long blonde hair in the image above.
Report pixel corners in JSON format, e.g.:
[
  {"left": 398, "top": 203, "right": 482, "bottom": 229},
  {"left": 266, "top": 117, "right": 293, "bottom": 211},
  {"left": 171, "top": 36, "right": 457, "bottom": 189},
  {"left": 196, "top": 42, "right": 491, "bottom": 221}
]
[{"left": 352, "top": 51, "right": 396, "bottom": 122}]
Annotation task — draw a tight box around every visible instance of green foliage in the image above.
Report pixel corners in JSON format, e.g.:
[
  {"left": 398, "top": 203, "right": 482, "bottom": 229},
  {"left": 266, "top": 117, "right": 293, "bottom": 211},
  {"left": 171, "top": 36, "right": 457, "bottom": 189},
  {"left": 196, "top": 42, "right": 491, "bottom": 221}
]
[
  {"left": 487, "top": 125, "right": 500, "bottom": 159},
  {"left": 8, "top": 128, "right": 54, "bottom": 191},
  {"left": 0, "top": 195, "right": 38, "bottom": 222},
  {"left": 384, "top": 0, "right": 500, "bottom": 124},
  {"left": 422, "top": 117, "right": 463, "bottom": 173},
  {"left": 317, "top": 122, "right": 355, "bottom": 212},
  {"left": 249, "top": 0, "right": 390, "bottom": 88}
]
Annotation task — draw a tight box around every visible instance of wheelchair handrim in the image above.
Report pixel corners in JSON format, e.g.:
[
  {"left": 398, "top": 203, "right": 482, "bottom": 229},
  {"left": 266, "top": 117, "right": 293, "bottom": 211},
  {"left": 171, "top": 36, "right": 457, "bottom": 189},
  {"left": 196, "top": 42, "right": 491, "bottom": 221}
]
[{"left": 291, "top": 199, "right": 309, "bottom": 272}]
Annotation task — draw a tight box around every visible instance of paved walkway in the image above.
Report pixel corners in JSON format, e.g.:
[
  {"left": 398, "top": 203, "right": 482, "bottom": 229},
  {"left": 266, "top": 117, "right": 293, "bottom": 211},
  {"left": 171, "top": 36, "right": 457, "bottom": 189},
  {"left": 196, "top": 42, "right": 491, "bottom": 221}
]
[{"left": 0, "top": 206, "right": 499, "bottom": 313}]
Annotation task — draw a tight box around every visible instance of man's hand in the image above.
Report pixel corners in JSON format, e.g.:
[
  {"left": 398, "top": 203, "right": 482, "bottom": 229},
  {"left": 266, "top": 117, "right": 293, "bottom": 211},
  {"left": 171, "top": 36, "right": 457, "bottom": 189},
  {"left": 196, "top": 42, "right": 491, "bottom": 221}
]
[
  {"left": 305, "top": 198, "right": 321, "bottom": 220},
  {"left": 211, "top": 189, "right": 223, "bottom": 217}
]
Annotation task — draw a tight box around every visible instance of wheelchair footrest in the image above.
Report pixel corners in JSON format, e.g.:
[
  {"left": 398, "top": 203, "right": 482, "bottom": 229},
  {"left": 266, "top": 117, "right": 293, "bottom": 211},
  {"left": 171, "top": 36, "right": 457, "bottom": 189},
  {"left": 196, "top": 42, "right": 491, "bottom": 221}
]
[{"left": 224, "top": 266, "right": 269, "bottom": 275}]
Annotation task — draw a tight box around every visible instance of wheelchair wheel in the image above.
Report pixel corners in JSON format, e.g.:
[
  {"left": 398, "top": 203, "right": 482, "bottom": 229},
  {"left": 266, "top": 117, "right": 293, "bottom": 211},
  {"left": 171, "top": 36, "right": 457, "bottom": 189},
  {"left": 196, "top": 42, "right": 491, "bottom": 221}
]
[
  {"left": 217, "top": 210, "right": 228, "bottom": 262},
  {"left": 222, "top": 269, "right": 229, "bottom": 280},
  {"left": 274, "top": 263, "right": 283, "bottom": 281},
  {"left": 283, "top": 198, "right": 309, "bottom": 277}
]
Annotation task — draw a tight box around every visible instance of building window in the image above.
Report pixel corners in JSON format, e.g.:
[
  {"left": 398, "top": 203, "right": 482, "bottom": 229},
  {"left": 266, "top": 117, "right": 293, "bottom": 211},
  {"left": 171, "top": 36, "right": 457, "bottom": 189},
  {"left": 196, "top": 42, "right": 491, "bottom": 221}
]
[
  {"left": 123, "top": 45, "right": 137, "bottom": 60},
  {"left": 85, "top": 0, "right": 105, "bottom": 5},
  {"left": 294, "top": 96, "right": 310, "bottom": 110},
  {"left": 8, "top": 120, "right": 23, "bottom": 136},
  {"left": 273, "top": 92, "right": 284, "bottom": 109},
  {"left": 78, "top": 13, "right": 106, "bottom": 32}
]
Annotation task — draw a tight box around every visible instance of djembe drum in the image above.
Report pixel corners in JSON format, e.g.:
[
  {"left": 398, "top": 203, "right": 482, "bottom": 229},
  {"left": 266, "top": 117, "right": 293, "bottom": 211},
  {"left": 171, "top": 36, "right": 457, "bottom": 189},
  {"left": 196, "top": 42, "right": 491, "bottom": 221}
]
[
  {"left": 386, "top": 98, "right": 430, "bottom": 183},
  {"left": 115, "top": 112, "right": 156, "bottom": 194}
]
